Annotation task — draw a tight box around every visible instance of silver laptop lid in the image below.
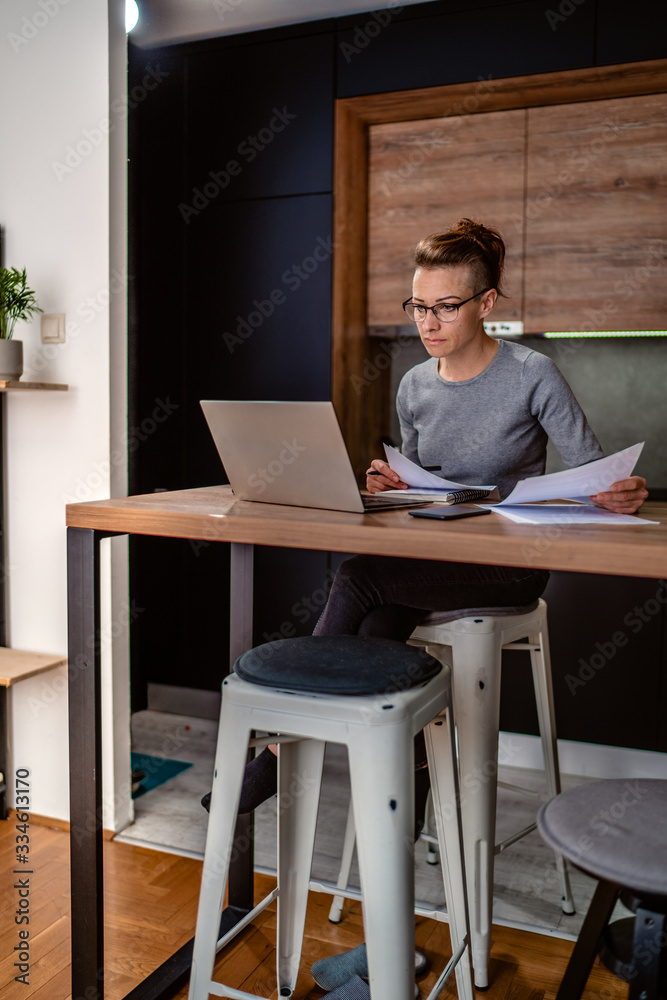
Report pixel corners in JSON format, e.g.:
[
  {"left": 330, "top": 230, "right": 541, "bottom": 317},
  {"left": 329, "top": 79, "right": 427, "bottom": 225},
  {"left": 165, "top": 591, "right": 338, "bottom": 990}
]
[{"left": 200, "top": 400, "right": 366, "bottom": 513}]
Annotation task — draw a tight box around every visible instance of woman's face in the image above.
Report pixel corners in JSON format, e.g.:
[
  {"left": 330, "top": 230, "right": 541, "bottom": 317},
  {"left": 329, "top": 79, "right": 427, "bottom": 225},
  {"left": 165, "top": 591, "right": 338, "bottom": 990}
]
[{"left": 410, "top": 265, "right": 496, "bottom": 363}]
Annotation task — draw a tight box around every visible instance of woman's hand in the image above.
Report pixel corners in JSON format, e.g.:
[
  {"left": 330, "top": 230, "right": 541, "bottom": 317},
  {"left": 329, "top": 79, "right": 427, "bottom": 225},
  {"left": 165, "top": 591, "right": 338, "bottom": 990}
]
[
  {"left": 365, "top": 459, "right": 409, "bottom": 493},
  {"left": 590, "top": 476, "right": 648, "bottom": 514}
]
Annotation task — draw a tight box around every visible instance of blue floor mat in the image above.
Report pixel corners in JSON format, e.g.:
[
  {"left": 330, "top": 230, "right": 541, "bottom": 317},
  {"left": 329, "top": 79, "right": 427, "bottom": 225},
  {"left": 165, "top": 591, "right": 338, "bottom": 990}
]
[{"left": 131, "top": 752, "right": 193, "bottom": 798}]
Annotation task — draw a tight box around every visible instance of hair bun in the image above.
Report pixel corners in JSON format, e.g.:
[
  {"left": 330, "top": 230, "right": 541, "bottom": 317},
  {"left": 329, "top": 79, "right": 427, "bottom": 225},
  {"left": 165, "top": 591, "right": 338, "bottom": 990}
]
[
  {"left": 455, "top": 218, "right": 492, "bottom": 241},
  {"left": 413, "top": 219, "right": 507, "bottom": 297}
]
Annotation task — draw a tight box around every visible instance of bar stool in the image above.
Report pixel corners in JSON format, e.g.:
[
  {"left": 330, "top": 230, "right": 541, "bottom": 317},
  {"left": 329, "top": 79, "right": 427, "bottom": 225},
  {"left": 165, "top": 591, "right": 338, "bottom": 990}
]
[
  {"left": 412, "top": 598, "right": 574, "bottom": 987},
  {"left": 188, "top": 634, "right": 475, "bottom": 1000},
  {"left": 329, "top": 598, "right": 574, "bottom": 990},
  {"left": 538, "top": 778, "right": 667, "bottom": 1000}
]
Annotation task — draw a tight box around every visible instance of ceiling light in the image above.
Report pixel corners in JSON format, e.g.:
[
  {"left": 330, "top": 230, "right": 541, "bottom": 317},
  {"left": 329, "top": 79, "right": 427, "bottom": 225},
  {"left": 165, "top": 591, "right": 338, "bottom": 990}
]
[{"left": 126, "top": 0, "right": 139, "bottom": 32}]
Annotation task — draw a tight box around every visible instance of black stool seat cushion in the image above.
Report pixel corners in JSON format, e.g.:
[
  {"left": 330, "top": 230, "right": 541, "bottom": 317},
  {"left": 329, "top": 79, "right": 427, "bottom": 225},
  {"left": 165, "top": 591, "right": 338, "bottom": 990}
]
[
  {"left": 538, "top": 779, "right": 667, "bottom": 898},
  {"left": 234, "top": 635, "right": 442, "bottom": 696}
]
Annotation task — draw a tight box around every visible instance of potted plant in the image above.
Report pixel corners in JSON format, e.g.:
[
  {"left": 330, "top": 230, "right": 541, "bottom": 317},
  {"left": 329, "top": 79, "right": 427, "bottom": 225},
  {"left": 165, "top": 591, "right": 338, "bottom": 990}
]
[{"left": 0, "top": 266, "right": 42, "bottom": 380}]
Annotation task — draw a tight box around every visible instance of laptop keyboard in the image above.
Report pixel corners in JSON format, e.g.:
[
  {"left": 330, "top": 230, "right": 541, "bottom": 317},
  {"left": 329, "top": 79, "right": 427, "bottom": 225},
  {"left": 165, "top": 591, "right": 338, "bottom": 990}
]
[{"left": 361, "top": 494, "right": 431, "bottom": 510}]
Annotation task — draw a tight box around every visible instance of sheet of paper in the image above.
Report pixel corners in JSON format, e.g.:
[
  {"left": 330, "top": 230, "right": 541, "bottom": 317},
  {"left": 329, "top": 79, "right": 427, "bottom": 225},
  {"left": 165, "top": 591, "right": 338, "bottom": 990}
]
[
  {"left": 382, "top": 443, "right": 496, "bottom": 492},
  {"left": 485, "top": 504, "right": 658, "bottom": 526},
  {"left": 498, "top": 442, "right": 644, "bottom": 505}
]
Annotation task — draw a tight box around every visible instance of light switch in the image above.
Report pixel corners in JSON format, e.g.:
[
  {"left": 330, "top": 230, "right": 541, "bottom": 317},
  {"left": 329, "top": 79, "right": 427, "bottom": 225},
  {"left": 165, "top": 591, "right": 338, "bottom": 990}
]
[{"left": 41, "top": 313, "right": 66, "bottom": 343}]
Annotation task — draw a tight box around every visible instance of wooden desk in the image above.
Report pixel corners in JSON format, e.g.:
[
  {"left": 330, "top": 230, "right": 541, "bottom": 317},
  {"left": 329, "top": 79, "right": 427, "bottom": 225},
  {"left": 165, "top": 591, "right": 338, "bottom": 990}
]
[{"left": 65, "top": 487, "right": 667, "bottom": 1000}]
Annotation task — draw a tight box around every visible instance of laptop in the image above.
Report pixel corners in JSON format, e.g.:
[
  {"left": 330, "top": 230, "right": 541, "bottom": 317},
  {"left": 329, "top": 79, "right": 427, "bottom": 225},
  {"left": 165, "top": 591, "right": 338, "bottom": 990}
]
[{"left": 200, "top": 400, "right": 432, "bottom": 514}]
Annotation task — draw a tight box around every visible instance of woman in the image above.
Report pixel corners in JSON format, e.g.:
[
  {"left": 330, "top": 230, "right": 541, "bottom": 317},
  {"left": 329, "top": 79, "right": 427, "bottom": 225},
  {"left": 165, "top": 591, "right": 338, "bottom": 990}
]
[
  {"left": 210, "top": 219, "right": 648, "bottom": 996},
  {"left": 234, "top": 217, "right": 647, "bottom": 809}
]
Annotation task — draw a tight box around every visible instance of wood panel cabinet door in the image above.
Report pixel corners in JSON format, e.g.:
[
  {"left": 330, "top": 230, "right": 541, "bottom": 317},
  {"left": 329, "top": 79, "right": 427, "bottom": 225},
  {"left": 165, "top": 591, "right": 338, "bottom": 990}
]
[
  {"left": 367, "top": 108, "right": 526, "bottom": 327},
  {"left": 524, "top": 93, "right": 667, "bottom": 333}
]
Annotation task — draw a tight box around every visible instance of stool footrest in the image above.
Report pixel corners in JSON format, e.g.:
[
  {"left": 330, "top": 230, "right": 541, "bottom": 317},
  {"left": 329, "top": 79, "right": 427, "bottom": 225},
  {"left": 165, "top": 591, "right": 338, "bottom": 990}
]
[
  {"left": 203, "top": 890, "right": 284, "bottom": 1000},
  {"left": 495, "top": 822, "right": 537, "bottom": 854},
  {"left": 217, "top": 889, "right": 280, "bottom": 952},
  {"left": 497, "top": 779, "right": 544, "bottom": 799},
  {"left": 312, "top": 876, "right": 454, "bottom": 926},
  {"left": 207, "top": 983, "right": 271, "bottom": 999},
  {"left": 425, "top": 939, "right": 468, "bottom": 1000}
]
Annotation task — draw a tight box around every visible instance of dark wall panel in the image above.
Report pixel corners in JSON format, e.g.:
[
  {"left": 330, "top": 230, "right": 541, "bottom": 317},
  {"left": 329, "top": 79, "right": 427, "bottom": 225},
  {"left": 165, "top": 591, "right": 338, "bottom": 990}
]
[
  {"left": 184, "top": 33, "right": 333, "bottom": 205},
  {"left": 336, "top": 0, "right": 596, "bottom": 98},
  {"left": 184, "top": 193, "right": 333, "bottom": 488},
  {"left": 500, "top": 572, "right": 665, "bottom": 752},
  {"left": 128, "top": 28, "right": 334, "bottom": 705},
  {"left": 129, "top": 44, "right": 188, "bottom": 495},
  {"left": 597, "top": 0, "right": 667, "bottom": 65}
]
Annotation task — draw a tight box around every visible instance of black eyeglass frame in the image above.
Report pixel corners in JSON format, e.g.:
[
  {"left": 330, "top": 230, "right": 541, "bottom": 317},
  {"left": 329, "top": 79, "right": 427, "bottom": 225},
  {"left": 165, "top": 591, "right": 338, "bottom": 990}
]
[{"left": 402, "top": 287, "right": 493, "bottom": 323}]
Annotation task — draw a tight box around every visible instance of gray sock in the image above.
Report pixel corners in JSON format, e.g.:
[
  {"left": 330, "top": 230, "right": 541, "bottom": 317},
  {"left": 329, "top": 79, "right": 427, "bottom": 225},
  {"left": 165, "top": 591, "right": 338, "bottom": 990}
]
[
  {"left": 321, "top": 974, "right": 370, "bottom": 1000},
  {"left": 320, "top": 973, "right": 420, "bottom": 999},
  {"left": 313, "top": 944, "right": 428, "bottom": 991},
  {"left": 312, "top": 944, "right": 368, "bottom": 990}
]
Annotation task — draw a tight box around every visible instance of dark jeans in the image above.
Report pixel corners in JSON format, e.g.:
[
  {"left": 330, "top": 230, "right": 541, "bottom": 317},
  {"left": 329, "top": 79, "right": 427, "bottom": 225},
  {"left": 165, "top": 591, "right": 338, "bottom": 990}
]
[{"left": 314, "top": 554, "right": 550, "bottom": 642}]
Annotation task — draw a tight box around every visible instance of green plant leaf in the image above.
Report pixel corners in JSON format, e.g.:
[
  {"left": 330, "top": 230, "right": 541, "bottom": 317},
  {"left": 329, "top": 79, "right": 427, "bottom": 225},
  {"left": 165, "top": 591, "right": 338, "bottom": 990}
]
[{"left": 0, "top": 266, "right": 43, "bottom": 339}]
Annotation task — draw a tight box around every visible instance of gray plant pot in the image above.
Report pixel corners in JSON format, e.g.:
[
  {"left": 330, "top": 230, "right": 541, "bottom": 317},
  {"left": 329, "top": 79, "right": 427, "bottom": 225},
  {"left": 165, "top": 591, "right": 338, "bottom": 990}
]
[{"left": 0, "top": 339, "right": 23, "bottom": 380}]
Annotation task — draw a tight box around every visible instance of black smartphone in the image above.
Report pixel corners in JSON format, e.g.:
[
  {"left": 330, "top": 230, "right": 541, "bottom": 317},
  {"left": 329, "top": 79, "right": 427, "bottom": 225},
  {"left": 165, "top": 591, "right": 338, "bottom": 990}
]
[{"left": 409, "top": 506, "right": 492, "bottom": 521}]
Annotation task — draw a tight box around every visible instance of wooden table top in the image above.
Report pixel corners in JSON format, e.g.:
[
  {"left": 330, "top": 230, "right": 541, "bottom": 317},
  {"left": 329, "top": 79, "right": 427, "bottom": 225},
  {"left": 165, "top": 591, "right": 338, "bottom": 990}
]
[{"left": 66, "top": 486, "right": 667, "bottom": 579}]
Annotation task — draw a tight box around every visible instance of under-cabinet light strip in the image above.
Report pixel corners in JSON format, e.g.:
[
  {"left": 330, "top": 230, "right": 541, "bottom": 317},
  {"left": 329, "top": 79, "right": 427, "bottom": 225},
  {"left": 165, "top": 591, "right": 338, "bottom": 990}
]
[{"left": 542, "top": 330, "right": 667, "bottom": 338}]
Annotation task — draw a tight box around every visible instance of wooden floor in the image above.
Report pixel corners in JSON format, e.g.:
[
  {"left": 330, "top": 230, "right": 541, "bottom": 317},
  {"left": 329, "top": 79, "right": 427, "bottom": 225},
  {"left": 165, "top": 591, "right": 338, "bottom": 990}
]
[{"left": 0, "top": 816, "right": 628, "bottom": 1000}]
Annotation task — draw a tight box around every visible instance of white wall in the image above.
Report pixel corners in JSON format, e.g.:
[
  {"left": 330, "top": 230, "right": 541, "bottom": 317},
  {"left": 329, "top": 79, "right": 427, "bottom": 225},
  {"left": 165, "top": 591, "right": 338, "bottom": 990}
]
[{"left": 0, "top": 0, "right": 130, "bottom": 829}]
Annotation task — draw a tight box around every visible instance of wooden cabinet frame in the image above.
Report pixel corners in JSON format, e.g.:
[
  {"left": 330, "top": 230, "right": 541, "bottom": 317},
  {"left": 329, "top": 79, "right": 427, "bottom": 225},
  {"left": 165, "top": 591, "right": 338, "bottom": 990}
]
[{"left": 332, "top": 58, "right": 667, "bottom": 479}]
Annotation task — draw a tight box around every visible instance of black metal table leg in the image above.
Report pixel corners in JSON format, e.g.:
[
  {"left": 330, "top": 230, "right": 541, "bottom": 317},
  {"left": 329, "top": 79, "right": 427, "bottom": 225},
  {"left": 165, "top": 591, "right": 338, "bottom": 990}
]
[
  {"left": 0, "top": 686, "right": 8, "bottom": 820},
  {"left": 68, "top": 529, "right": 255, "bottom": 1000},
  {"left": 68, "top": 526, "right": 104, "bottom": 1000},
  {"left": 226, "top": 542, "right": 255, "bottom": 915}
]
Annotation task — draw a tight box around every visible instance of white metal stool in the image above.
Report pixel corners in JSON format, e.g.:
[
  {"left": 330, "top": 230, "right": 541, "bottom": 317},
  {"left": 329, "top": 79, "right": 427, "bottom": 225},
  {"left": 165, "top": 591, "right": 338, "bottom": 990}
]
[
  {"left": 328, "top": 599, "right": 574, "bottom": 990},
  {"left": 188, "top": 634, "right": 475, "bottom": 1000}
]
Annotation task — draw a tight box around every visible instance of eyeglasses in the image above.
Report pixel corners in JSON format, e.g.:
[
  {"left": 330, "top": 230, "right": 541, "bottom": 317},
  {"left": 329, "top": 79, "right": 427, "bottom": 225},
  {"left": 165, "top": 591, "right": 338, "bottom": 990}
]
[{"left": 402, "top": 288, "right": 492, "bottom": 324}]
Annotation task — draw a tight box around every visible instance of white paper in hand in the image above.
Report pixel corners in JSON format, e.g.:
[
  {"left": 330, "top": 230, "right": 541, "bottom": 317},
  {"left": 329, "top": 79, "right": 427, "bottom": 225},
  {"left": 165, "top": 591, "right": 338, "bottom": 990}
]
[
  {"left": 498, "top": 442, "right": 644, "bottom": 505},
  {"left": 382, "top": 443, "right": 496, "bottom": 492}
]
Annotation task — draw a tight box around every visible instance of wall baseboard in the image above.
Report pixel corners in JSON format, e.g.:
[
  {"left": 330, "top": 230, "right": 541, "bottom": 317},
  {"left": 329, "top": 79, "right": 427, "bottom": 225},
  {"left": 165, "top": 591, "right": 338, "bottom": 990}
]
[
  {"left": 145, "top": 686, "right": 667, "bottom": 780},
  {"left": 499, "top": 732, "right": 667, "bottom": 780},
  {"left": 147, "top": 682, "right": 221, "bottom": 720}
]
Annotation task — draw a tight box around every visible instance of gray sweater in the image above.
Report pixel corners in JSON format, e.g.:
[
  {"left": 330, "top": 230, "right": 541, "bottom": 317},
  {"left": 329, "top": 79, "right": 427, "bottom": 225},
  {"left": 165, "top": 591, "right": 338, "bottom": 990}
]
[{"left": 396, "top": 339, "right": 603, "bottom": 498}]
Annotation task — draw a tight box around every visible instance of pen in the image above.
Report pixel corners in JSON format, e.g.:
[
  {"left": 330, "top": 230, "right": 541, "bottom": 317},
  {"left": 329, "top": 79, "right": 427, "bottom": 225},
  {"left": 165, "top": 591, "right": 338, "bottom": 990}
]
[{"left": 368, "top": 465, "right": 441, "bottom": 475}]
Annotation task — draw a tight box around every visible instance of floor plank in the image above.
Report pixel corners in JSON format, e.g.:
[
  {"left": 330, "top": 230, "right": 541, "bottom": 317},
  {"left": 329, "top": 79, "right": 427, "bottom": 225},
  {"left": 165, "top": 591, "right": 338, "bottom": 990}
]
[{"left": 0, "top": 816, "right": 629, "bottom": 1000}]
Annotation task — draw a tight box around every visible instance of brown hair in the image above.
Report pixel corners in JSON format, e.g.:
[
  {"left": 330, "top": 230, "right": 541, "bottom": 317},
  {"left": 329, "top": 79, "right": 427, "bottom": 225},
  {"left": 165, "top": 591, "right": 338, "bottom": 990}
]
[{"left": 413, "top": 218, "right": 507, "bottom": 297}]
